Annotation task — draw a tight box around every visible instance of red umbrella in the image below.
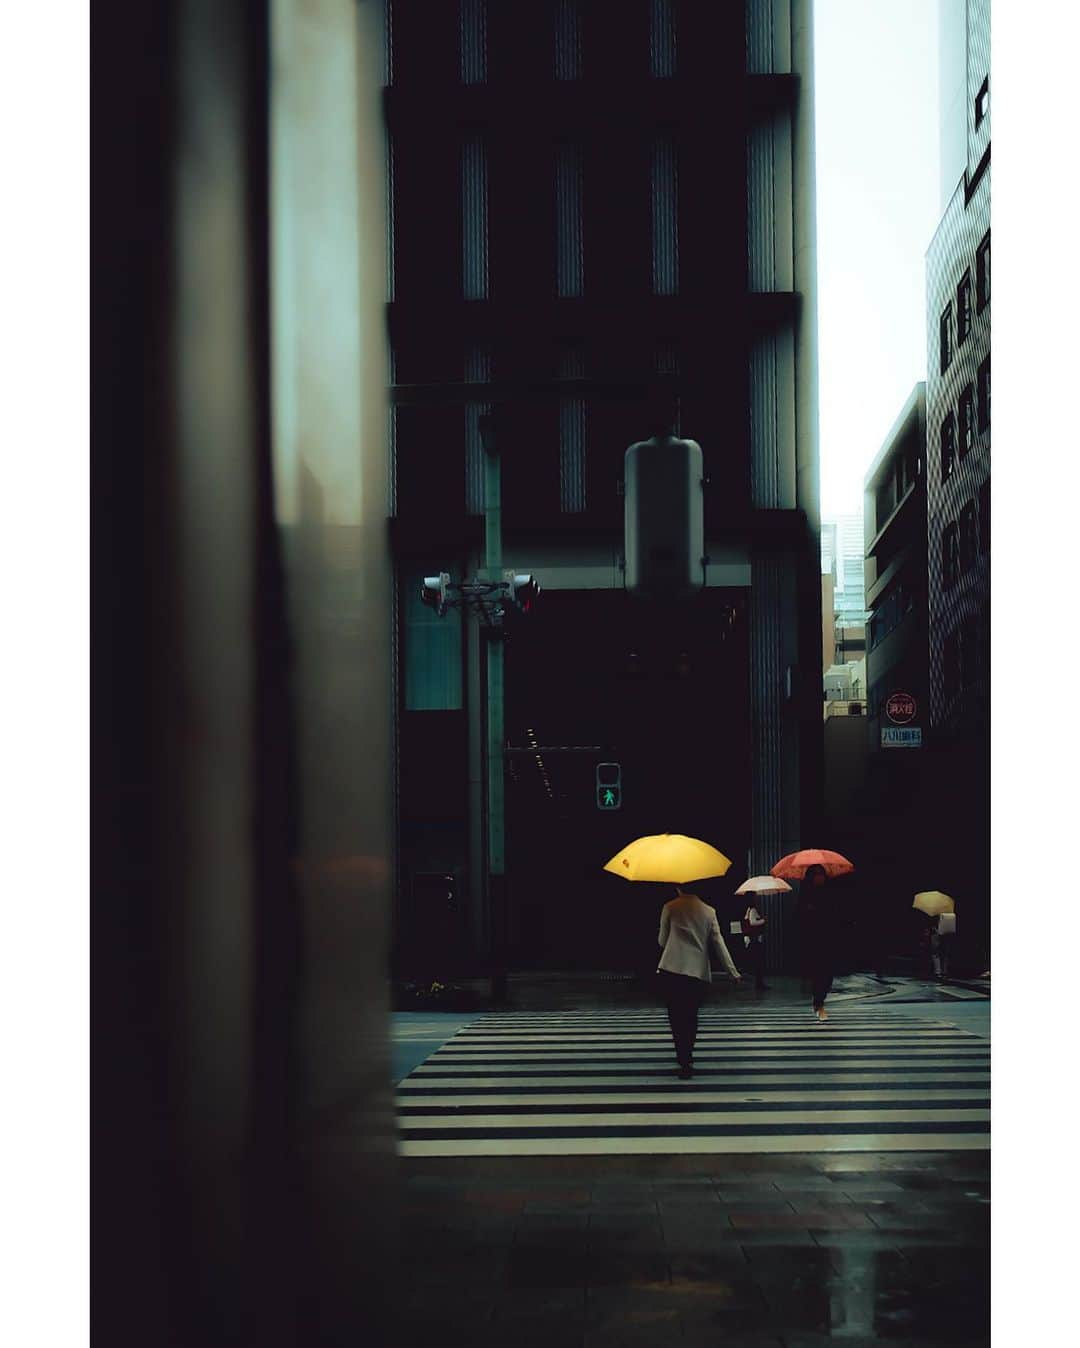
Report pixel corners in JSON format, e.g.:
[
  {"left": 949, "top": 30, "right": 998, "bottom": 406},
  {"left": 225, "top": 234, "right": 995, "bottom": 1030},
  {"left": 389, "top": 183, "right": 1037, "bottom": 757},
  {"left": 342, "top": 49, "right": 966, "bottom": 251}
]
[{"left": 771, "top": 848, "right": 855, "bottom": 880}]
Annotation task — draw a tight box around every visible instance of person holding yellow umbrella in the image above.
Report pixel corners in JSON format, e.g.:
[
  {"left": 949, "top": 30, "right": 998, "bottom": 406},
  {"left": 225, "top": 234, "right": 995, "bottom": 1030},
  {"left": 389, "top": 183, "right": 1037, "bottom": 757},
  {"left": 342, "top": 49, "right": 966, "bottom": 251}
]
[{"left": 604, "top": 834, "right": 742, "bottom": 1080}]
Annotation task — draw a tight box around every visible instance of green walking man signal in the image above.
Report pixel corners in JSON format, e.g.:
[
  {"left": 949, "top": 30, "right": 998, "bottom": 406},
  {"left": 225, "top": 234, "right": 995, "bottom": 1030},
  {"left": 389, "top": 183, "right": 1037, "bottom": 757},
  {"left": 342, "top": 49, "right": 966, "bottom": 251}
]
[{"left": 596, "top": 762, "right": 622, "bottom": 810}]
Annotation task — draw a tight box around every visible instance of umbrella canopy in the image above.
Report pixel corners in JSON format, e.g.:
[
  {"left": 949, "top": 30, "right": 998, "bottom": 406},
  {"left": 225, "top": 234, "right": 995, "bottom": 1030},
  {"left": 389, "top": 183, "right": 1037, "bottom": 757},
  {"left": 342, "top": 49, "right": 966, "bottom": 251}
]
[
  {"left": 604, "top": 834, "right": 733, "bottom": 884},
  {"left": 771, "top": 848, "right": 855, "bottom": 880},
  {"left": 735, "top": 874, "right": 793, "bottom": 896},
  {"left": 913, "top": 890, "right": 955, "bottom": 917}
]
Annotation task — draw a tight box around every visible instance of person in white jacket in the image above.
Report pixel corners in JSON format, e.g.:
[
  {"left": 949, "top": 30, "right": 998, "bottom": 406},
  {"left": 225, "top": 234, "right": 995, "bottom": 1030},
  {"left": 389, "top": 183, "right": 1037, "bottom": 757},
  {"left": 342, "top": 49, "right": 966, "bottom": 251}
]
[{"left": 657, "top": 887, "right": 742, "bottom": 1078}]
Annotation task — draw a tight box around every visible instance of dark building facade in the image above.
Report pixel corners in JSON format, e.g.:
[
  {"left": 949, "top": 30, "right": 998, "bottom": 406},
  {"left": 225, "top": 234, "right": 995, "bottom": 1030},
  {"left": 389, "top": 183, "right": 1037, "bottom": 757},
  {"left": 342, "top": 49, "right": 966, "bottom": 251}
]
[
  {"left": 385, "top": 0, "right": 823, "bottom": 976},
  {"left": 924, "top": 0, "right": 990, "bottom": 964}
]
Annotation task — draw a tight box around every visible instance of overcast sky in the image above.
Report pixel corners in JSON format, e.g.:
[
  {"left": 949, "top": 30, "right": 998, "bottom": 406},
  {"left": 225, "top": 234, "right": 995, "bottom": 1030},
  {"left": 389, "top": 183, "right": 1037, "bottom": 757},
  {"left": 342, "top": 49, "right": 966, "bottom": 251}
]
[{"left": 814, "top": 0, "right": 942, "bottom": 519}]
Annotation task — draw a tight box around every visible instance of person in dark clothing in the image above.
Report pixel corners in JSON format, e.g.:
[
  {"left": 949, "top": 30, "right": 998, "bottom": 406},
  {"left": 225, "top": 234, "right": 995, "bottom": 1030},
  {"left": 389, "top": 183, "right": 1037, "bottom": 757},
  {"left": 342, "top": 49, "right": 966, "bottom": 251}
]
[{"left": 799, "top": 864, "right": 837, "bottom": 1021}]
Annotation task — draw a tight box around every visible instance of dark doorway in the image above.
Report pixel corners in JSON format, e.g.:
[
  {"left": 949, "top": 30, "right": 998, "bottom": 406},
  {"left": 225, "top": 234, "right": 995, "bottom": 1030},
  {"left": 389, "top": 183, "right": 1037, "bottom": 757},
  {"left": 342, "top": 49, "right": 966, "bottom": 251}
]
[{"left": 503, "top": 587, "right": 751, "bottom": 971}]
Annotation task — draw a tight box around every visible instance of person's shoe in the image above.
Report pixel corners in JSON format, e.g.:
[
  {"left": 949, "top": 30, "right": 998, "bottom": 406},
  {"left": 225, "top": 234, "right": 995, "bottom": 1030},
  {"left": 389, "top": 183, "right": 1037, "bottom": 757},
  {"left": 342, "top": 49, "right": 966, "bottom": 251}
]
[
  {"left": 815, "top": 1007, "right": 828, "bottom": 1022},
  {"left": 677, "top": 1065, "right": 693, "bottom": 1080}
]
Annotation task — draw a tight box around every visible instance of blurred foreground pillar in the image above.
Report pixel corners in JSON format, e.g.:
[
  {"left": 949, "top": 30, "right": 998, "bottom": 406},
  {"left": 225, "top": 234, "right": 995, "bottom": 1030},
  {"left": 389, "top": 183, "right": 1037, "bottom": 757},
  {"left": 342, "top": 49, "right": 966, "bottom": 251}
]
[{"left": 94, "top": 1, "right": 396, "bottom": 1343}]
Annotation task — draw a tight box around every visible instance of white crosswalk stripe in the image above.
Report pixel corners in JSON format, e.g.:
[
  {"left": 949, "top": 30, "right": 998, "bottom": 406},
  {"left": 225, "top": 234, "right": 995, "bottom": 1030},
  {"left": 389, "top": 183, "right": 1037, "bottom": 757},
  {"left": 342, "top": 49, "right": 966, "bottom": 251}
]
[{"left": 396, "top": 1005, "right": 990, "bottom": 1157}]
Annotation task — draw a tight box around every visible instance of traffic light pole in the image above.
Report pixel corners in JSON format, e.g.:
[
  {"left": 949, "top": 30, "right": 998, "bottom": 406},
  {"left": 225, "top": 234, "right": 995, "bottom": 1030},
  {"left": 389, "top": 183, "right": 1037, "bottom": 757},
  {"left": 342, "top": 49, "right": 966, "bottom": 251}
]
[{"left": 482, "top": 432, "right": 508, "bottom": 1005}]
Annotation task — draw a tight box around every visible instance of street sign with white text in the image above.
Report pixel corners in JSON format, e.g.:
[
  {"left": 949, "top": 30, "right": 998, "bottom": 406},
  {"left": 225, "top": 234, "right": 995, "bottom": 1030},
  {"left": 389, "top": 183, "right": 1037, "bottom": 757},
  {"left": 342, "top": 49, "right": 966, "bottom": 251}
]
[{"left": 881, "top": 726, "right": 922, "bottom": 748}]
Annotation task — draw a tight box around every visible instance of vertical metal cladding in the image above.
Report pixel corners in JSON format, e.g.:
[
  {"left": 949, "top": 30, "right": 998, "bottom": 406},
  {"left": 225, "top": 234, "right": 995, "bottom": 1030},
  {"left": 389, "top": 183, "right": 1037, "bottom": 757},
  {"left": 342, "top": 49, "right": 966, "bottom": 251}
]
[
  {"left": 648, "top": 0, "right": 677, "bottom": 78},
  {"left": 465, "top": 347, "right": 492, "bottom": 514},
  {"left": 749, "top": 556, "right": 786, "bottom": 969},
  {"left": 555, "top": 141, "right": 584, "bottom": 298},
  {"left": 749, "top": 337, "right": 781, "bottom": 508},
  {"left": 745, "top": 0, "right": 790, "bottom": 74},
  {"left": 461, "top": 135, "right": 489, "bottom": 300},
  {"left": 558, "top": 348, "right": 586, "bottom": 513},
  {"left": 651, "top": 136, "right": 679, "bottom": 296},
  {"left": 554, "top": 0, "right": 583, "bottom": 80},
  {"left": 747, "top": 119, "right": 777, "bottom": 292},
  {"left": 459, "top": 0, "right": 487, "bottom": 84}
]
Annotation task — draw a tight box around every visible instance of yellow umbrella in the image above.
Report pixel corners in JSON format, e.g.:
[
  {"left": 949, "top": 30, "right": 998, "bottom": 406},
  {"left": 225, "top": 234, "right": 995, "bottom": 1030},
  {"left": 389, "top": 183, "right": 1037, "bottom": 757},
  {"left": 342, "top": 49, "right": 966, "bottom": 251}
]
[
  {"left": 913, "top": 890, "right": 956, "bottom": 917},
  {"left": 604, "top": 834, "right": 733, "bottom": 884}
]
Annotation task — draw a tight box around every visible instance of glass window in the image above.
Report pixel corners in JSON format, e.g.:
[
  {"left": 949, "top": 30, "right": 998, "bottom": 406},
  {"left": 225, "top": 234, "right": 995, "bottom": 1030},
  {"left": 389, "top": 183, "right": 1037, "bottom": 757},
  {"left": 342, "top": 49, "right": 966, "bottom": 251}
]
[
  {"left": 959, "top": 385, "right": 976, "bottom": 459},
  {"left": 940, "top": 304, "right": 953, "bottom": 373},
  {"left": 957, "top": 273, "right": 972, "bottom": 345},
  {"left": 405, "top": 576, "right": 463, "bottom": 711},
  {"left": 941, "top": 413, "right": 956, "bottom": 482},
  {"left": 975, "top": 77, "right": 990, "bottom": 128},
  {"left": 977, "top": 355, "right": 990, "bottom": 432},
  {"left": 959, "top": 501, "right": 978, "bottom": 574},
  {"left": 976, "top": 231, "right": 990, "bottom": 311}
]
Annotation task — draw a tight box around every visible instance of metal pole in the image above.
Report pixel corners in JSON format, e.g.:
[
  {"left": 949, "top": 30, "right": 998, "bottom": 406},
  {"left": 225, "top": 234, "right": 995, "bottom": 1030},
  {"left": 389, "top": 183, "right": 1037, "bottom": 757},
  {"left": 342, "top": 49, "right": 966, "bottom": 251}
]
[{"left": 483, "top": 436, "right": 507, "bottom": 1004}]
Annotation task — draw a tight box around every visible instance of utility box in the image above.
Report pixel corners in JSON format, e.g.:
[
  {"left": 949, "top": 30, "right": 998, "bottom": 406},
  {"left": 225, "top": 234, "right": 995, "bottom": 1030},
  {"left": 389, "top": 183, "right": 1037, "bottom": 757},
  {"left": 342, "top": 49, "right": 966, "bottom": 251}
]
[{"left": 624, "top": 435, "right": 704, "bottom": 597}]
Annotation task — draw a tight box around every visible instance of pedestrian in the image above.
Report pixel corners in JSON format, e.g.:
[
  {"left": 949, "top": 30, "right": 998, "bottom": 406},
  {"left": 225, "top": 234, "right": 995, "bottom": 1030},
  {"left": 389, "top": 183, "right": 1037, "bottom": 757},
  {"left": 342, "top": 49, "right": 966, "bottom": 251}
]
[
  {"left": 798, "top": 864, "right": 837, "bottom": 1021},
  {"left": 931, "top": 912, "right": 956, "bottom": 980},
  {"left": 742, "top": 903, "right": 769, "bottom": 990},
  {"left": 657, "top": 886, "right": 742, "bottom": 1079}
]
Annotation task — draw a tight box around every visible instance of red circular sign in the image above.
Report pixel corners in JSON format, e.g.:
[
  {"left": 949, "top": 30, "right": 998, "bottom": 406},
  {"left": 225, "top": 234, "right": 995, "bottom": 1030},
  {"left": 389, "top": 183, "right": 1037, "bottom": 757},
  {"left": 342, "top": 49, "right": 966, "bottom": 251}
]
[{"left": 885, "top": 692, "right": 917, "bottom": 724}]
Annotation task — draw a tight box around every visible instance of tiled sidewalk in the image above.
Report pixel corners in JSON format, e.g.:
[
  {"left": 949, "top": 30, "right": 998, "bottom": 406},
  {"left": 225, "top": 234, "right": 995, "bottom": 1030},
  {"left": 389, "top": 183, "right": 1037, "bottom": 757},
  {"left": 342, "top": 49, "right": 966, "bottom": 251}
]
[{"left": 396, "top": 1151, "right": 989, "bottom": 1347}]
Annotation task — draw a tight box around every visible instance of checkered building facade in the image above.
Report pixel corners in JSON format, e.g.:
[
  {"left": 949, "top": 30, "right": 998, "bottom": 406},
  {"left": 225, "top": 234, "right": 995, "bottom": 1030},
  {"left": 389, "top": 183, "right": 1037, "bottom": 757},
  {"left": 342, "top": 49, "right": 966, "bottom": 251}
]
[{"left": 926, "top": 0, "right": 990, "bottom": 735}]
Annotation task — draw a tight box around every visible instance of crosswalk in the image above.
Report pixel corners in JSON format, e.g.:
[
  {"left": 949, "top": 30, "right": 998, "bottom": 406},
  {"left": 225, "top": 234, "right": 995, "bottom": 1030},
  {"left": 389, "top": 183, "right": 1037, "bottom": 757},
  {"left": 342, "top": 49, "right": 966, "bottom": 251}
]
[{"left": 395, "top": 1005, "right": 990, "bottom": 1157}]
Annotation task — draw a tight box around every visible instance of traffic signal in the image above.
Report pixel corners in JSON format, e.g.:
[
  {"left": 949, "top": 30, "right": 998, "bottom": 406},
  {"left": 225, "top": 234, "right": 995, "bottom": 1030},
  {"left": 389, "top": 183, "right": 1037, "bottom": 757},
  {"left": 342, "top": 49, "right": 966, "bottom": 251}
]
[
  {"left": 504, "top": 572, "right": 541, "bottom": 613},
  {"left": 420, "top": 572, "right": 451, "bottom": 617},
  {"left": 596, "top": 761, "right": 622, "bottom": 810}
]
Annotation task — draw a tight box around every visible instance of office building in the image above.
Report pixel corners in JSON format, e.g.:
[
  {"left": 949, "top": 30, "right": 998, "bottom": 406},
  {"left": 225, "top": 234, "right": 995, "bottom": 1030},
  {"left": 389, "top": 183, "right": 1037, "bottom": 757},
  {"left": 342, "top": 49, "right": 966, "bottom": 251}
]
[
  {"left": 924, "top": 0, "right": 990, "bottom": 961},
  {"left": 386, "top": 0, "right": 823, "bottom": 975}
]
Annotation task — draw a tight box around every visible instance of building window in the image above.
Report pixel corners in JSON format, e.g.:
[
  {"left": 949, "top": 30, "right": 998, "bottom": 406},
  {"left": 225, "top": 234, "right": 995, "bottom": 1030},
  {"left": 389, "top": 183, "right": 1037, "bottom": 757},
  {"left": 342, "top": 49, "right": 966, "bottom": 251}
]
[
  {"left": 555, "top": 142, "right": 584, "bottom": 298},
  {"left": 459, "top": 0, "right": 487, "bottom": 84},
  {"left": 940, "top": 413, "right": 956, "bottom": 482},
  {"left": 957, "top": 272, "right": 972, "bottom": 345},
  {"left": 959, "top": 501, "right": 978, "bottom": 574},
  {"left": 405, "top": 575, "right": 463, "bottom": 711},
  {"left": 958, "top": 385, "right": 975, "bottom": 459},
  {"left": 648, "top": 0, "right": 677, "bottom": 78},
  {"left": 939, "top": 303, "right": 953, "bottom": 373},
  {"left": 461, "top": 136, "right": 489, "bottom": 299},
  {"left": 978, "top": 478, "right": 990, "bottom": 555},
  {"left": 651, "top": 136, "right": 679, "bottom": 295},
  {"left": 553, "top": 0, "right": 583, "bottom": 80},
  {"left": 975, "top": 76, "right": 990, "bottom": 128},
  {"left": 977, "top": 355, "right": 990, "bottom": 432},
  {"left": 558, "top": 348, "right": 586, "bottom": 513},
  {"left": 942, "top": 521, "right": 959, "bottom": 591},
  {"left": 464, "top": 347, "right": 492, "bottom": 513},
  {"left": 976, "top": 230, "right": 990, "bottom": 311}
]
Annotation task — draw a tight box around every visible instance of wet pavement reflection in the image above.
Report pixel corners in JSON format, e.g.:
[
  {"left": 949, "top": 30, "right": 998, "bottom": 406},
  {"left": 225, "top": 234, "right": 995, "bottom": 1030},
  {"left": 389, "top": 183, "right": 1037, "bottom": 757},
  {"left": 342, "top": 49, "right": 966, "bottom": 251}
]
[{"left": 396, "top": 1151, "right": 989, "bottom": 1346}]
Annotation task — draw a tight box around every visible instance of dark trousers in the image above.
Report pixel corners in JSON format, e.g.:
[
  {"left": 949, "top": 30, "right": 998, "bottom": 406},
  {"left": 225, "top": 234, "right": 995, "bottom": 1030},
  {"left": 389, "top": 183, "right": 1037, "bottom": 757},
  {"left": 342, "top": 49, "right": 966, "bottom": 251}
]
[
  {"left": 744, "top": 940, "right": 766, "bottom": 989},
  {"left": 810, "top": 965, "right": 833, "bottom": 1010},
  {"left": 658, "top": 971, "right": 707, "bottom": 1067}
]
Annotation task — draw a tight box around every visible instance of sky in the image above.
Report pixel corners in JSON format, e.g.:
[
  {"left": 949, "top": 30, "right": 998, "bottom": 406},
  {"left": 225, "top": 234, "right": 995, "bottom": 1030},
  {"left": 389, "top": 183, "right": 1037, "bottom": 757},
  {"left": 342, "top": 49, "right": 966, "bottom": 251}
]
[{"left": 814, "top": 0, "right": 942, "bottom": 519}]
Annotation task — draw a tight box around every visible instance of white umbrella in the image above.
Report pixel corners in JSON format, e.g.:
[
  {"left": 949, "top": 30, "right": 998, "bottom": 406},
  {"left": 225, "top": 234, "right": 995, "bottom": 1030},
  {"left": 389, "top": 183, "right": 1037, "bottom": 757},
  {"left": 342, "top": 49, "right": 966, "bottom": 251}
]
[{"left": 735, "top": 875, "right": 793, "bottom": 896}]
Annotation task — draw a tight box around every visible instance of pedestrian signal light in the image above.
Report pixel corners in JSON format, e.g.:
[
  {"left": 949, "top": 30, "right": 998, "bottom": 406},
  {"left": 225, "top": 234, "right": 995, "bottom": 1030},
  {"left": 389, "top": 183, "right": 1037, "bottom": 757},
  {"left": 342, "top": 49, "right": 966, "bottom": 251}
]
[
  {"left": 420, "top": 572, "right": 451, "bottom": 617},
  {"left": 596, "top": 761, "right": 622, "bottom": 810}
]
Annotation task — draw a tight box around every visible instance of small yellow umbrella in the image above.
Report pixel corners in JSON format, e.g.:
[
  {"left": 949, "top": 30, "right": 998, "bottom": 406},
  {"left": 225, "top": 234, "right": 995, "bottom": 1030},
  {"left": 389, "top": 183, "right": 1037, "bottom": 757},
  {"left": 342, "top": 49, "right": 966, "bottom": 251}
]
[
  {"left": 604, "top": 834, "right": 733, "bottom": 884},
  {"left": 913, "top": 890, "right": 956, "bottom": 917}
]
